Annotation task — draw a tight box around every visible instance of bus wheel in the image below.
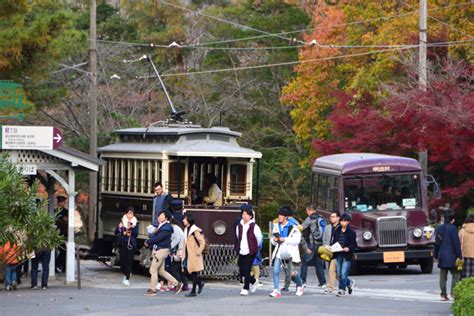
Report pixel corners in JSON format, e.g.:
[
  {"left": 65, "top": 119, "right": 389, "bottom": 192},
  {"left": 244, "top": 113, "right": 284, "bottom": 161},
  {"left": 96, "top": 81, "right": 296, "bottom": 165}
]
[{"left": 420, "top": 258, "right": 433, "bottom": 274}]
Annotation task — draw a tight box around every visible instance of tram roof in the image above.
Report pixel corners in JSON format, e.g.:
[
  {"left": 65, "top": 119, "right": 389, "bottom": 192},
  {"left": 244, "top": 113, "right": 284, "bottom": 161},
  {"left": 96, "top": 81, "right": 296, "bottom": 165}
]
[
  {"left": 312, "top": 153, "right": 421, "bottom": 175},
  {"left": 115, "top": 126, "right": 242, "bottom": 137},
  {"left": 98, "top": 126, "right": 262, "bottom": 159}
]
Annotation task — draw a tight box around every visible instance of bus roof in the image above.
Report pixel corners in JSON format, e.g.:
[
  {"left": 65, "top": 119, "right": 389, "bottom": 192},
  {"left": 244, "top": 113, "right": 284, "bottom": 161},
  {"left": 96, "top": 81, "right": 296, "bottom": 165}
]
[{"left": 312, "top": 153, "right": 421, "bottom": 175}]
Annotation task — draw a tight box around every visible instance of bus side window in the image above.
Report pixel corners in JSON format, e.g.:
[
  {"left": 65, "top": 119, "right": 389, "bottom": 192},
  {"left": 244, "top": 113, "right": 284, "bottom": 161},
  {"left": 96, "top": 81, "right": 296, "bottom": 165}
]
[
  {"left": 317, "top": 174, "right": 328, "bottom": 210},
  {"left": 327, "top": 175, "right": 339, "bottom": 212}
]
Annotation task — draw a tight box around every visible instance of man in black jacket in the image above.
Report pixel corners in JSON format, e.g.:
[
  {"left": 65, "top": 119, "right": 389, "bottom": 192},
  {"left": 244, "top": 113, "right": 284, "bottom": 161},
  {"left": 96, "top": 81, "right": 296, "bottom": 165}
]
[
  {"left": 333, "top": 213, "right": 357, "bottom": 296},
  {"left": 152, "top": 182, "right": 173, "bottom": 227},
  {"left": 144, "top": 211, "right": 182, "bottom": 296}
]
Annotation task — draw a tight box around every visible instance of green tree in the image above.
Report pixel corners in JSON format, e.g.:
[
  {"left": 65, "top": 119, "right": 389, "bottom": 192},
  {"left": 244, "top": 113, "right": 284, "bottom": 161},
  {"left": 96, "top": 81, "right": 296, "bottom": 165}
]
[
  {"left": 0, "top": 0, "right": 87, "bottom": 110},
  {"left": 0, "top": 154, "right": 62, "bottom": 263}
]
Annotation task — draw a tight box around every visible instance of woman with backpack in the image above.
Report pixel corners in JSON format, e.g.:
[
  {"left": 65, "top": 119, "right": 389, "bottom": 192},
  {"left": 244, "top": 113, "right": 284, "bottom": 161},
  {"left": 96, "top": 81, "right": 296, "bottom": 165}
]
[
  {"left": 235, "top": 205, "right": 262, "bottom": 296},
  {"left": 182, "top": 213, "right": 205, "bottom": 297}
]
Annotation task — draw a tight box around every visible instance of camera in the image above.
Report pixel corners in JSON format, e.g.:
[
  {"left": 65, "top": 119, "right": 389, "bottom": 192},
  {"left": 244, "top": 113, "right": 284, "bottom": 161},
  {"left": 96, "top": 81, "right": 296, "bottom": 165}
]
[{"left": 273, "top": 232, "right": 282, "bottom": 244}]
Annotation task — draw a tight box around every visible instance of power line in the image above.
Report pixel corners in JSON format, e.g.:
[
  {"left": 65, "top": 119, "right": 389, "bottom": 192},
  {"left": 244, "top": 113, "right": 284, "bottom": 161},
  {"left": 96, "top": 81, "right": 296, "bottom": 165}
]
[
  {"left": 428, "top": 15, "right": 472, "bottom": 38},
  {"left": 158, "top": 0, "right": 304, "bottom": 44},
  {"left": 134, "top": 39, "right": 471, "bottom": 78},
  {"left": 94, "top": 1, "right": 472, "bottom": 51},
  {"left": 172, "top": 1, "right": 473, "bottom": 47}
]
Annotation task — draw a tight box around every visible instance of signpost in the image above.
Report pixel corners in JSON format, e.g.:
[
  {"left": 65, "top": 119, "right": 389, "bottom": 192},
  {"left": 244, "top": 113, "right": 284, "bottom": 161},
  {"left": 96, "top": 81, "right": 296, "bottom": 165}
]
[{"left": 0, "top": 126, "right": 63, "bottom": 150}]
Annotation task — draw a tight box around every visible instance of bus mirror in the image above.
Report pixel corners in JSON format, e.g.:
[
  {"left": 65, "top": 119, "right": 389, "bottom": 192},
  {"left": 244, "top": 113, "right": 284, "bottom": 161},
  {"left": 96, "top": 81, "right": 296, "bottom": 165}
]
[
  {"left": 433, "top": 182, "right": 441, "bottom": 200},
  {"left": 425, "top": 174, "right": 441, "bottom": 200}
]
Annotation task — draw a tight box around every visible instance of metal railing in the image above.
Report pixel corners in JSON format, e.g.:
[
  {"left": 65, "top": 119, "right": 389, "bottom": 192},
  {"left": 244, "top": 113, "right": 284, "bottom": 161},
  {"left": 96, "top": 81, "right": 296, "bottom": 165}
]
[{"left": 228, "top": 181, "right": 250, "bottom": 195}]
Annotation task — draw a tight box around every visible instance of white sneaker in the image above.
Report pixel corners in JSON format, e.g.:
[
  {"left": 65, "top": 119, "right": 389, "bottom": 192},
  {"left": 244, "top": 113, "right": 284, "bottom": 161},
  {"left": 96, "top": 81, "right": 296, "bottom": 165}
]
[
  {"left": 269, "top": 289, "right": 281, "bottom": 298},
  {"left": 336, "top": 289, "right": 346, "bottom": 297},
  {"left": 296, "top": 286, "right": 304, "bottom": 296},
  {"left": 302, "top": 283, "right": 307, "bottom": 288},
  {"left": 317, "top": 284, "right": 327, "bottom": 289},
  {"left": 122, "top": 276, "right": 127, "bottom": 285},
  {"left": 250, "top": 282, "right": 258, "bottom": 293},
  {"left": 123, "top": 279, "right": 130, "bottom": 286},
  {"left": 240, "top": 289, "right": 249, "bottom": 296},
  {"left": 323, "top": 288, "right": 334, "bottom": 295}
]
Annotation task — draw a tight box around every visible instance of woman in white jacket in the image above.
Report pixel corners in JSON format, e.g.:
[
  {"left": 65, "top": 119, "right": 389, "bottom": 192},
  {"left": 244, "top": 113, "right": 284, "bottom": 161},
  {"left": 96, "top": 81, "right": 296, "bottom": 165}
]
[{"left": 270, "top": 207, "right": 304, "bottom": 298}]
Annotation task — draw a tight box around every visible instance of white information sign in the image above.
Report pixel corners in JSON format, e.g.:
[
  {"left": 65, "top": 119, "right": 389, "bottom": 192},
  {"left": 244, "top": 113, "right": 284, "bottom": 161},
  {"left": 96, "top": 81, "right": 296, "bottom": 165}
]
[{"left": 1, "top": 126, "right": 62, "bottom": 150}]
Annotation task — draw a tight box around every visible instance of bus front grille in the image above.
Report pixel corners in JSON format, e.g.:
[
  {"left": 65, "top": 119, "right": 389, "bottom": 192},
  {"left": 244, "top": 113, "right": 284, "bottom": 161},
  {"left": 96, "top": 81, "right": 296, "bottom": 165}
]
[{"left": 377, "top": 216, "right": 407, "bottom": 247}]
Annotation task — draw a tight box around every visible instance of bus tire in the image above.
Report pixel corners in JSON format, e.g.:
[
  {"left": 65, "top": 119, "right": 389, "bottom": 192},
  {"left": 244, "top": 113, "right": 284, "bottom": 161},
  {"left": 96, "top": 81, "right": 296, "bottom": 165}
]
[{"left": 420, "top": 258, "right": 433, "bottom": 274}]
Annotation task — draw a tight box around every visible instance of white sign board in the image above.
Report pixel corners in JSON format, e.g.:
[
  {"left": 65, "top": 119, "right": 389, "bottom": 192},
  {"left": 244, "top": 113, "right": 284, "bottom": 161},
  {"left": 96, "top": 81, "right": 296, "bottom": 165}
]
[
  {"left": 1, "top": 126, "right": 62, "bottom": 150},
  {"left": 17, "top": 164, "right": 37, "bottom": 175}
]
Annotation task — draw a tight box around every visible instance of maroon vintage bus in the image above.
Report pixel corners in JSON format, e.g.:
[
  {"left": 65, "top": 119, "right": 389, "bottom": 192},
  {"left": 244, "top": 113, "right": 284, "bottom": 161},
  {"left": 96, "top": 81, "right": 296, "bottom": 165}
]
[{"left": 311, "top": 153, "right": 437, "bottom": 273}]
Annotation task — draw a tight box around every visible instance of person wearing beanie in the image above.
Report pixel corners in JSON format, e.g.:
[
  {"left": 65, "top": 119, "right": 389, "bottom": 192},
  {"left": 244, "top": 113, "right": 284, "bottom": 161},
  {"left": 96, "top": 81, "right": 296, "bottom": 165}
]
[{"left": 235, "top": 205, "right": 262, "bottom": 296}]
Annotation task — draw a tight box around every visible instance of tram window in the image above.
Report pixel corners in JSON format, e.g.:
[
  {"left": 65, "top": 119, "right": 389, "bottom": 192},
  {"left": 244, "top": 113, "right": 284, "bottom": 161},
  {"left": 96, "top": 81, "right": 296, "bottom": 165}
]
[
  {"left": 169, "top": 162, "right": 185, "bottom": 195},
  {"left": 110, "top": 159, "right": 116, "bottom": 191},
  {"left": 144, "top": 161, "right": 149, "bottom": 194},
  {"left": 122, "top": 160, "right": 127, "bottom": 192},
  {"left": 137, "top": 160, "right": 142, "bottom": 193},
  {"left": 101, "top": 164, "right": 107, "bottom": 191},
  {"left": 209, "top": 135, "right": 230, "bottom": 142},
  {"left": 130, "top": 160, "right": 135, "bottom": 192},
  {"left": 151, "top": 161, "right": 157, "bottom": 194},
  {"left": 230, "top": 164, "right": 247, "bottom": 195}
]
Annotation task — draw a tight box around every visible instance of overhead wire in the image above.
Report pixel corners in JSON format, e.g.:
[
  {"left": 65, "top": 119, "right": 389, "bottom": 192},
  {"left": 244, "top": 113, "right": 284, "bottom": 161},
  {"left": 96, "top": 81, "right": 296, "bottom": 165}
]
[
  {"left": 158, "top": 0, "right": 305, "bottom": 44},
  {"left": 94, "top": 1, "right": 473, "bottom": 50},
  {"left": 130, "top": 39, "right": 473, "bottom": 78}
]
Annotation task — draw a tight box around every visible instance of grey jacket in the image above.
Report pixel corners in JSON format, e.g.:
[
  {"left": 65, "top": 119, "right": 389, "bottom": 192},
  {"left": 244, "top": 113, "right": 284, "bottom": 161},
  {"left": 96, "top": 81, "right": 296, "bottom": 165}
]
[
  {"left": 323, "top": 223, "right": 341, "bottom": 246},
  {"left": 323, "top": 224, "right": 333, "bottom": 246}
]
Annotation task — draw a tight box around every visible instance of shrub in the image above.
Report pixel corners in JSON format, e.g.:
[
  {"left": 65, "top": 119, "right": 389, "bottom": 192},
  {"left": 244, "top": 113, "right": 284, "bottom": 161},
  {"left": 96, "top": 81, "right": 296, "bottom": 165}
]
[{"left": 452, "top": 277, "right": 474, "bottom": 316}]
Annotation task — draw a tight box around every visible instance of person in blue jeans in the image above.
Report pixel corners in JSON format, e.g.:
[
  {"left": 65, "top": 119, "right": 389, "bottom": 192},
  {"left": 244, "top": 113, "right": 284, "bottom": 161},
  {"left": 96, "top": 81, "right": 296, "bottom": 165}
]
[
  {"left": 5, "top": 264, "right": 18, "bottom": 290},
  {"left": 270, "top": 207, "right": 304, "bottom": 298},
  {"left": 333, "top": 213, "right": 357, "bottom": 296},
  {"left": 31, "top": 250, "right": 52, "bottom": 289}
]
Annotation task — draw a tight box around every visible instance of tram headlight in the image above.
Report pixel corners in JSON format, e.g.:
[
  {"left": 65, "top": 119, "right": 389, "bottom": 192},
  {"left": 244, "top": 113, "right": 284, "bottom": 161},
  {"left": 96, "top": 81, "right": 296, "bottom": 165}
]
[
  {"left": 213, "top": 220, "right": 227, "bottom": 236},
  {"left": 413, "top": 228, "right": 423, "bottom": 238},
  {"left": 362, "top": 231, "right": 372, "bottom": 241}
]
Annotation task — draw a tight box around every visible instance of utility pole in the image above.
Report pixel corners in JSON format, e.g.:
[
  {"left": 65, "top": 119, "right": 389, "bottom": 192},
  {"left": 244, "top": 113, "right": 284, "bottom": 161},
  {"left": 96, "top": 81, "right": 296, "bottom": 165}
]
[
  {"left": 418, "top": 0, "right": 428, "bottom": 176},
  {"left": 88, "top": 0, "right": 98, "bottom": 242},
  {"left": 419, "top": 0, "right": 427, "bottom": 91}
]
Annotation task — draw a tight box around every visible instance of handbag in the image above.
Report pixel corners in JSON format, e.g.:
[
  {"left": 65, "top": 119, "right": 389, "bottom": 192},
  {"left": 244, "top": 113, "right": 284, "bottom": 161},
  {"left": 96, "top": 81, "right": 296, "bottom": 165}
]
[{"left": 278, "top": 243, "right": 292, "bottom": 260}]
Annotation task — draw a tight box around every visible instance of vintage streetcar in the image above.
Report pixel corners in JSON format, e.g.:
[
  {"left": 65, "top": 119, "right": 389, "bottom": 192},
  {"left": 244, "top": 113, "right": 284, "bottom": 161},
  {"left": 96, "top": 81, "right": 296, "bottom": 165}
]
[
  {"left": 94, "top": 120, "right": 262, "bottom": 278},
  {"left": 310, "top": 153, "right": 439, "bottom": 273}
]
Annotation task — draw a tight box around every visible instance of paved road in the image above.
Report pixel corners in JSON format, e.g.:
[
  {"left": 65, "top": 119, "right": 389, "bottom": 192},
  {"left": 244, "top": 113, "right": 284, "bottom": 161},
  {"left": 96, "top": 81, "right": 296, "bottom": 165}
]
[{"left": 0, "top": 261, "right": 453, "bottom": 316}]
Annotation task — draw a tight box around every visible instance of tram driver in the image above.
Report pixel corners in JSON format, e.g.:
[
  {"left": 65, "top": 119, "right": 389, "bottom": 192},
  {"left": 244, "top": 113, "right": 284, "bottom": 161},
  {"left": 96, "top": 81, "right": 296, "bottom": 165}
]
[{"left": 203, "top": 174, "right": 223, "bottom": 207}]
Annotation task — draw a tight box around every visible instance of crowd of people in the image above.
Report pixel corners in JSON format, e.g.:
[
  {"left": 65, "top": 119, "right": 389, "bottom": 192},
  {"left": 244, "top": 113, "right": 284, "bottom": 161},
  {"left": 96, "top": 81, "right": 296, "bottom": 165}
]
[
  {"left": 2, "top": 180, "right": 473, "bottom": 302},
  {"left": 112, "top": 181, "right": 362, "bottom": 298},
  {"left": 0, "top": 195, "right": 83, "bottom": 291}
]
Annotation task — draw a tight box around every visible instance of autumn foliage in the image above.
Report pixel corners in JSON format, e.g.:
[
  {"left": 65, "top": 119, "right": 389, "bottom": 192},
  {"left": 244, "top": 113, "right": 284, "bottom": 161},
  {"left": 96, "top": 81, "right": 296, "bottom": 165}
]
[{"left": 313, "top": 60, "right": 473, "bottom": 208}]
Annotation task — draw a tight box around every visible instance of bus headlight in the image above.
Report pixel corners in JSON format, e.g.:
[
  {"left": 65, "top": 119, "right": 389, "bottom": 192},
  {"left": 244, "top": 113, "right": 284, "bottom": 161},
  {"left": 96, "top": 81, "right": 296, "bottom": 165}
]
[
  {"left": 413, "top": 228, "right": 423, "bottom": 238},
  {"left": 213, "top": 220, "right": 227, "bottom": 236},
  {"left": 362, "top": 231, "right": 372, "bottom": 241}
]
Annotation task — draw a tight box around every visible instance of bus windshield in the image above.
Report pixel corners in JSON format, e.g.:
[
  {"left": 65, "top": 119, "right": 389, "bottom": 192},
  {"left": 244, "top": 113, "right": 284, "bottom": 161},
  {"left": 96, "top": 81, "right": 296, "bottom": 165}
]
[{"left": 343, "top": 173, "right": 421, "bottom": 212}]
